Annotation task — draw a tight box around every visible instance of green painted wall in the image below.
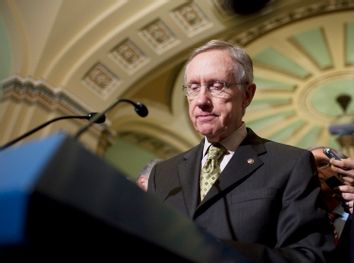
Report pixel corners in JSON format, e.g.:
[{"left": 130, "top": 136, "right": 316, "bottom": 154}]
[{"left": 104, "top": 139, "right": 158, "bottom": 181}]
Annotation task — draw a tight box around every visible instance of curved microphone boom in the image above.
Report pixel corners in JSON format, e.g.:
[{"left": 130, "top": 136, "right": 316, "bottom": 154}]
[
  {"left": 0, "top": 113, "right": 106, "bottom": 151},
  {"left": 86, "top": 113, "right": 106, "bottom": 124},
  {"left": 74, "top": 99, "right": 148, "bottom": 139}
]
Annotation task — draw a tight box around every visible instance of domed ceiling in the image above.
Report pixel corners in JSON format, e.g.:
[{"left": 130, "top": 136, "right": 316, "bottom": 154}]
[
  {"left": 1, "top": 0, "right": 354, "bottom": 177},
  {"left": 242, "top": 9, "right": 354, "bottom": 150}
]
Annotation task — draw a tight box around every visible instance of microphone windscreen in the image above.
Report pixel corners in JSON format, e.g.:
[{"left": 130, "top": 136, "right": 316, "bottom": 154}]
[{"left": 135, "top": 103, "right": 148, "bottom": 117}]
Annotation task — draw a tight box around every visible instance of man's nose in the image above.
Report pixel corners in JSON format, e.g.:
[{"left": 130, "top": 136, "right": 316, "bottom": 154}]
[{"left": 195, "top": 86, "right": 211, "bottom": 100}]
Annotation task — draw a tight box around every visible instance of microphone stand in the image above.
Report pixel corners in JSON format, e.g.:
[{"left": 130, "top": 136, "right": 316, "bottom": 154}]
[
  {"left": 0, "top": 113, "right": 104, "bottom": 151},
  {"left": 74, "top": 99, "right": 147, "bottom": 139}
]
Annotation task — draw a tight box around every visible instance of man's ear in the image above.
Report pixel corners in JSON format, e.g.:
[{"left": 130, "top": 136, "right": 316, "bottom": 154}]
[{"left": 243, "top": 83, "right": 256, "bottom": 108}]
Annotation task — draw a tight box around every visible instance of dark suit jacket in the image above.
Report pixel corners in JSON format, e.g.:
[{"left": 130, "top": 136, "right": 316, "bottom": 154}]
[
  {"left": 350, "top": 215, "right": 354, "bottom": 263},
  {"left": 148, "top": 128, "right": 335, "bottom": 263},
  {"left": 335, "top": 215, "right": 353, "bottom": 263}
]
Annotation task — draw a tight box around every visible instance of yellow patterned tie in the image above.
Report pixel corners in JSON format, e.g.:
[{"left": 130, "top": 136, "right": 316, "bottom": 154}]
[{"left": 200, "top": 144, "right": 227, "bottom": 201}]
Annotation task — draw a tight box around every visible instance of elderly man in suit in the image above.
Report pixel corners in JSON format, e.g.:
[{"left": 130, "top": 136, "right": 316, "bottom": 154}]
[{"left": 148, "top": 39, "right": 335, "bottom": 262}]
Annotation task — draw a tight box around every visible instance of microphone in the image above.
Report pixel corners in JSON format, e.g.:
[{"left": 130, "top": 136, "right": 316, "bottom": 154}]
[
  {"left": 134, "top": 102, "right": 149, "bottom": 117},
  {"left": 329, "top": 123, "right": 354, "bottom": 135},
  {"left": 0, "top": 113, "right": 106, "bottom": 151},
  {"left": 74, "top": 99, "right": 148, "bottom": 139}
]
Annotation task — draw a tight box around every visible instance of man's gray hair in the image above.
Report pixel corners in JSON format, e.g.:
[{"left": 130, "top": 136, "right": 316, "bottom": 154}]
[
  {"left": 138, "top": 159, "right": 162, "bottom": 178},
  {"left": 184, "top": 39, "right": 254, "bottom": 85}
]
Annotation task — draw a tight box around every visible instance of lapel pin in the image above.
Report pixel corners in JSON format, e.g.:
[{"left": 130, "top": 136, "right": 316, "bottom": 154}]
[{"left": 247, "top": 158, "right": 255, "bottom": 164}]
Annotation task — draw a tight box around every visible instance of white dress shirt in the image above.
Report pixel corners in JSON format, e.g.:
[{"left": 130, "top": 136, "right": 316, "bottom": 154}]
[{"left": 202, "top": 122, "right": 247, "bottom": 172}]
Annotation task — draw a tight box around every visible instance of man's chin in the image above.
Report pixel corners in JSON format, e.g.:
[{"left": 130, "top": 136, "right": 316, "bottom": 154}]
[
  {"left": 197, "top": 128, "right": 213, "bottom": 137},
  {"left": 196, "top": 123, "right": 215, "bottom": 133},
  {"left": 199, "top": 130, "right": 220, "bottom": 141}
]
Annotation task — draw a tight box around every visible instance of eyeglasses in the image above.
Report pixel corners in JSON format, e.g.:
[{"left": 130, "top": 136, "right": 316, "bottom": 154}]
[{"left": 182, "top": 80, "right": 244, "bottom": 98}]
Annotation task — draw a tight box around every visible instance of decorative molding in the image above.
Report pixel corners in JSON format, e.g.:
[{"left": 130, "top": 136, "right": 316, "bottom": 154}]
[
  {"left": 139, "top": 19, "right": 179, "bottom": 54},
  {"left": 228, "top": 0, "right": 354, "bottom": 46},
  {"left": 1, "top": 77, "right": 88, "bottom": 114},
  {"left": 110, "top": 39, "right": 149, "bottom": 74},
  {"left": 0, "top": 77, "right": 114, "bottom": 153},
  {"left": 82, "top": 63, "right": 119, "bottom": 98},
  {"left": 171, "top": 2, "right": 213, "bottom": 37}
]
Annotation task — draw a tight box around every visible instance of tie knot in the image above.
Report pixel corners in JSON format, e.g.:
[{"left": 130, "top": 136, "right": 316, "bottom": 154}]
[{"left": 207, "top": 144, "right": 226, "bottom": 161}]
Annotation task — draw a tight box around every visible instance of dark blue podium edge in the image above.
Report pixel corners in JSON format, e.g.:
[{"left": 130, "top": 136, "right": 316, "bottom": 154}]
[{"left": 0, "top": 133, "right": 67, "bottom": 244}]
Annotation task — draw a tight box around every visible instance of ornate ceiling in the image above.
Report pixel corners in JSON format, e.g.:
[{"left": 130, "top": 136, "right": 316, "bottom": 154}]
[{"left": 1, "top": 0, "right": 354, "bottom": 176}]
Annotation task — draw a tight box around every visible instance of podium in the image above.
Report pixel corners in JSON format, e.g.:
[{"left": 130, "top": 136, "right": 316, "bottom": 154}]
[{"left": 0, "top": 132, "right": 251, "bottom": 262}]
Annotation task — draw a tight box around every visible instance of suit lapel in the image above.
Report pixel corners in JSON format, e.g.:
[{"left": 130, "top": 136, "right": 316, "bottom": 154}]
[
  {"left": 178, "top": 142, "right": 204, "bottom": 218},
  {"left": 197, "top": 129, "right": 266, "bottom": 207},
  {"left": 337, "top": 215, "right": 352, "bottom": 248},
  {"left": 218, "top": 144, "right": 263, "bottom": 190}
]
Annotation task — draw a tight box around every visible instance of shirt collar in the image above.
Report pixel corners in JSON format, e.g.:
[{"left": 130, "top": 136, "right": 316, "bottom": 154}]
[
  {"left": 203, "top": 122, "right": 247, "bottom": 157},
  {"left": 333, "top": 205, "right": 350, "bottom": 220}
]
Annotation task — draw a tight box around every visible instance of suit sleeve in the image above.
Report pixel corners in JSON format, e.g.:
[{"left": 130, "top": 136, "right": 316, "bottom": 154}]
[{"left": 224, "top": 150, "right": 336, "bottom": 263}]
